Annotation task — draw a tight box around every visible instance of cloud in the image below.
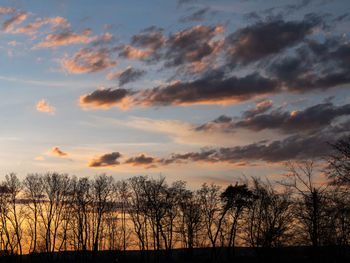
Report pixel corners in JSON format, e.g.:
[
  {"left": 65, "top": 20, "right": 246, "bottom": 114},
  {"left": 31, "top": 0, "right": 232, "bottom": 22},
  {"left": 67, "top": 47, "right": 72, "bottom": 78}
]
[
  {"left": 133, "top": 72, "right": 280, "bottom": 107},
  {"left": 34, "top": 156, "right": 45, "bottom": 161},
  {"left": 13, "top": 16, "right": 69, "bottom": 35},
  {"left": 124, "top": 153, "right": 158, "bottom": 167},
  {"left": 225, "top": 14, "right": 322, "bottom": 64},
  {"left": 268, "top": 39, "right": 350, "bottom": 92},
  {"left": 0, "top": 7, "right": 15, "bottom": 14},
  {"left": 119, "top": 24, "right": 225, "bottom": 72},
  {"left": 179, "top": 7, "right": 210, "bottom": 22},
  {"left": 2, "top": 12, "right": 27, "bottom": 32},
  {"left": 61, "top": 47, "right": 117, "bottom": 74},
  {"left": 119, "top": 28, "right": 165, "bottom": 62},
  {"left": 80, "top": 72, "right": 279, "bottom": 109},
  {"left": 88, "top": 152, "right": 122, "bottom": 167},
  {"left": 90, "top": 32, "right": 114, "bottom": 47},
  {"left": 80, "top": 118, "right": 350, "bottom": 168},
  {"left": 7, "top": 41, "right": 19, "bottom": 46},
  {"left": 196, "top": 101, "right": 350, "bottom": 134},
  {"left": 52, "top": 146, "right": 68, "bottom": 157},
  {"left": 163, "top": 25, "right": 225, "bottom": 71},
  {"left": 33, "top": 28, "right": 96, "bottom": 48},
  {"left": 243, "top": 100, "right": 274, "bottom": 118},
  {"left": 161, "top": 120, "right": 350, "bottom": 165},
  {"left": 106, "top": 66, "right": 146, "bottom": 86},
  {"left": 131, "top": 28, "right": 166, "bottom": 50},
  {"left": 36, "top": 99, "right": 55, "bottom": 114},
  {"left": 79, "top": 87, "right": 134, "bottom": 109}
]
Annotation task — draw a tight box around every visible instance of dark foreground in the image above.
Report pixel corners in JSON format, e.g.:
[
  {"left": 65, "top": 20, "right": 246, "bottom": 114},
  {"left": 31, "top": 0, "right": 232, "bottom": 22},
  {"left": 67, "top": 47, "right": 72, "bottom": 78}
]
[{"left": 0, "top": 246, "right": 349, "bottom": 263}]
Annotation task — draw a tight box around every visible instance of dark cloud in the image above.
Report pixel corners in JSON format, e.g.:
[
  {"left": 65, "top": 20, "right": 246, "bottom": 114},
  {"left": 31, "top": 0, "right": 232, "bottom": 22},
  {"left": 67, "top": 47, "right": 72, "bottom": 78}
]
[
  {"left": 119, "top": 28, "right": 165, "bottom": 62},
  {"left": 134, "top": 72, "right": 279, "bottom": 107},
  {"left": 268, "top": 39, "right": 350, "bottom": 92},
  {"left": 179, "top": 7, "right": 210, "bottom": 22},
  {"left": 118, "top": 67, "right": 146, "bottom": 86},
  {"left": 161, "top": 149, "right": 217, "bottom": 165},
  {"left": 225, "top": 14, "right": 322, "bottom": 64},
  {"left": 285, "top": 0, "right": 312, "bottom": 13},
  {"left": 242, "top": 100, "right": 274, "bottom": 118},
  {"left": 196, "top": 102, "right": 350, "bottom": 134},
  {"left": 119, "top": 24, "right": 225, "bottom": 72},
  {"left": 163, "top": 120, "right": 350, "bottom": 165},
  {"left": 80, "top": 71, "right": 279, "bottom": 109},
  {"left": 213, "top": 115, "right": 233, "bottom": 123},
  {"left": 89, "top": 152, "right": 122, "bottom": 167},
  {"left": 163, "top": 25, "right": 224, "bottom": 69},
  {"left": 141, "top": 25, "right": 163, "bottom": 33},
  {"left": 80, "top": 88, "right": 133, "bottom": 109},
  {"left": 124, "top": 154, "right": 157, "bottom": 167},
  {"left": 130, "top": 29, "right": 165, "bottom": 50}
]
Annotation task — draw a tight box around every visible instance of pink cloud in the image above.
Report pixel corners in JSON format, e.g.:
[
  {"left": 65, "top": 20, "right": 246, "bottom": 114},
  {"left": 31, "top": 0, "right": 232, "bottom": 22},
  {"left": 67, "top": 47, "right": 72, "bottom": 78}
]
[
  {"left": 2, "top": 12, "right": 27, "bottom": 32},
  {"left": 61, "top": 48, "right": 117, "bottom": 74},
  {"left": 36, "top": 99, "right": 55, "bottom": 114},
  {"left": 33, "top": 28, "right": 96, "bottom": 48}
]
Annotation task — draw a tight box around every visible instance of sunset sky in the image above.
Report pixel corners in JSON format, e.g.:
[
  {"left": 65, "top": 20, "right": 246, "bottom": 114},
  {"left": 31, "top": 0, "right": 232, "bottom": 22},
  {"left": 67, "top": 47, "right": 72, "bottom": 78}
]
[{"left": 0, "top": 0, "right": 349, "bottom": 187}]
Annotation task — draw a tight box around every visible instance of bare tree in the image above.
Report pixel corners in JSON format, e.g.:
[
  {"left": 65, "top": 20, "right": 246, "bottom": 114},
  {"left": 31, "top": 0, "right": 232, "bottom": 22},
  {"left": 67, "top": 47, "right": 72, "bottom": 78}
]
[
  {"left": 178, "top": 187, "right": 202, "bottom": 257},
  {"left": 221, "top": 183, "right": 253, "bottom": 258},
  {"left": 326, "top": 136, "right": 350, "bottom": 187},
  {"left": 128, "top": 176, "right": 149, "bottom": 255},
  {"left": 198, "top": 183, "right": 228, "bottom": 259},
  {"left": 91, "top": 174, "right": 114, "bottom": 252},
  {"left": 245, "top": 178, "right": 291, "bottom": 249},
  {"left": 0, "top": 183, "right": 14, "bottom": 254},
  {"left": 40, "top": 172, "right": 71, "bottom": 253},
  {"left": 71, "top": 177, "right": 92, "bottom": 251},
  {"left": 5, "top": 173, "right": 24, "bottom": 255},
  {"left": 282, "top": 161, "right": 329, "bottom": 248},
  {"left": 116, "top": 180, "right": 130, "bottom": 252},
  {"left": 23, "top": 174, "right": 44, "bottom": 253}
]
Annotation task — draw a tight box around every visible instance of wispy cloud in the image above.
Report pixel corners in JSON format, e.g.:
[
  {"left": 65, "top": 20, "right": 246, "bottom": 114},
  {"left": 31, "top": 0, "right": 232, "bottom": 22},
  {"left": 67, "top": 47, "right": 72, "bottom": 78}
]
[
  {"left": 2, "top": 12, "right": 27, "bottom": 32},
  {"left": 13, "top": 16, "right": 69, "bottom": 35},
  {"left": 33, "top": 28, "right": 96, "bottom": 48},
  {"left": 0, "top": 7, "right": 15, "bottom": 14},
  {"left": 61, "top": 47, "right": 117, "bottom": 74}
]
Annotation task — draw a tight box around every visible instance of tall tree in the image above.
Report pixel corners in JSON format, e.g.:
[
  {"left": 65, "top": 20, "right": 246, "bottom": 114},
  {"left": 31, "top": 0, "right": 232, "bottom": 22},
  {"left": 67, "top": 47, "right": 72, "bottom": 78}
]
[
  {"left": 23, "top": 174, "right": 44, "bottom": 253},
  {"left": 92, "top": 174, "right": 114, "bottom": 252},
  {"left": 326, "top": 136, "right": 350, "bottom": 187},
  {"left": 221, "top": 183, "right": 253, "bottom": 258}
]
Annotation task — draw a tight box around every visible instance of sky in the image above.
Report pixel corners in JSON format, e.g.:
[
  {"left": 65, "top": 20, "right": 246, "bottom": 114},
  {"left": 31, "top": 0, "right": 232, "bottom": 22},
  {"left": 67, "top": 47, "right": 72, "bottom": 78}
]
[{"left": 0, "top": 0, "right": 349, "bottom": 187}]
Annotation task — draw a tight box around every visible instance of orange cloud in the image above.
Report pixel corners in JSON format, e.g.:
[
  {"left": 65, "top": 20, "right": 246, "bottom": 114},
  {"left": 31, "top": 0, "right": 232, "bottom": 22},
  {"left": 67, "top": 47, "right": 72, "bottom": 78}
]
[
  {"left": 120, "top": 45, "right": 153, "bottom": 60},
  {"left": 79, "top": 87, "right": 134, "bottom": 110},
  {"left": 61, "top": 48, "right": 117, "bottom": 74},
  {"left": 52, "top": 146, "right": 68, "bottom": 157},
  {"left": 0, "top": 7, "right": 15, "bottom": 14},
  {"left": 2, "top": 12, "right": 27, "bottom": 32},
  {"left": 14, "top": 16, "right": 69, "bottom": 35},
  {"left": 34, "top": 156, "right": 45, "bottom": 161},
  {"left": 124, "top": 153, "right": 158, "bottom": 168},
  {"left": 88, "top": 152, "right": 121, "bottom": 167},
  {"left": 36, "top": 99, "right": 55, "bottom": 114},
  {"left": 33, "top": 28, "right": 96, "bottom": 48},
  {"left": 7, "top": 41, "right": 19, "bottom": 46}
]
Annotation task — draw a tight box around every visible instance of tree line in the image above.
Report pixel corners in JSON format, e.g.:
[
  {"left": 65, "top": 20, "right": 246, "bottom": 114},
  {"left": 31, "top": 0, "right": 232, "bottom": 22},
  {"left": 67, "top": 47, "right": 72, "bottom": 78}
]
[{"left": 0, "top": 137, "right": 348, "bottom": 260}]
